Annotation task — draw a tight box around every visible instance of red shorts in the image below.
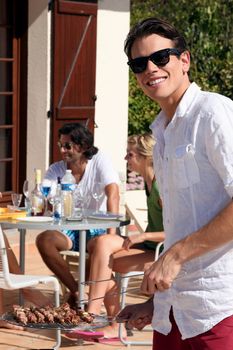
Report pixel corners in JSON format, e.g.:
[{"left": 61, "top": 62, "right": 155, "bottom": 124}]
[{"left": 153, "top": 310, "right": 233, "bottom": 350}]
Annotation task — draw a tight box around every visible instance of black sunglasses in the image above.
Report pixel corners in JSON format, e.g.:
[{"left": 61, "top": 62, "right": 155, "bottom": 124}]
[
  {"left": 57, "top": 141, "right": 74, "bottom": 150},
  {"left": 127, "top": 48, "right": 182, "bottom": 74}
]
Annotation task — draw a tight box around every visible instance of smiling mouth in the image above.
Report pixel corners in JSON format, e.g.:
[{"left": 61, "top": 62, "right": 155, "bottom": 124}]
[{"left": 147, "top": 77, "right": 166, "bottom": 86}]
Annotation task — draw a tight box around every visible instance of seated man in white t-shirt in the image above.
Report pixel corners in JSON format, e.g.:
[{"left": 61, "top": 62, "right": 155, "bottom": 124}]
[{"left": 36, "top": 123, "right": 120, "bottom": 308}]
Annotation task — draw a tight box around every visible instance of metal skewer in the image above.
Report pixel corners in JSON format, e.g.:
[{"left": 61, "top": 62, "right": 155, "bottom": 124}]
[
  {"left": 81, "top": 272, "right": 144, "bottom": 286},
  {"left": 79, "top": 287, "right": 142, "bottom": 304}
]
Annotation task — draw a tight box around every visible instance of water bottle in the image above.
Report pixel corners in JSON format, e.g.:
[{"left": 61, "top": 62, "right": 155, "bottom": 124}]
[
  {"left": 53, "top": 177, "right": 62, "bottom": 220},
  {"left": 61, "top": 170, "right": 76, "bottom": 217}
]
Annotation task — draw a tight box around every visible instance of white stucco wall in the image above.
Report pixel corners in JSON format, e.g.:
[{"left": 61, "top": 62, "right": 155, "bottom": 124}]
[
  {"left": 27, "top": 0, "right": 49, "bottom": 183},
  {"left": 95, "top": 0, "right": 130, "bottom": 176},
  {"left": 27, "top": 0, "right": 130, "bottom": 185}
]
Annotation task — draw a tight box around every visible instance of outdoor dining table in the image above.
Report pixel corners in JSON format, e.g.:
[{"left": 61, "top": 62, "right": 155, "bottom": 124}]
[{"left": 0, "top": 212, "right": 130, "bottom": 308}]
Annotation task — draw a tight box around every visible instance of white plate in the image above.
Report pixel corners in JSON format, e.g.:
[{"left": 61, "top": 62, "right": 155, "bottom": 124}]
[
  {"left": 16, "top": 216, "right": 53, "bottom": 222},
  {"left": 88, "top": 213, "right": 123, "bottom": 220}
]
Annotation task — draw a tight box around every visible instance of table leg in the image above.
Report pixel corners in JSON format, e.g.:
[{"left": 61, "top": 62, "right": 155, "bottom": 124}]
[
  {"left": 19, "top": 229, "right": 26, "bottom": 273},
  {"left": 78, "top": 230, "right": 86, "bottom": 309},
  {"left": 18, "top": 229, "right": 26, "bottom": 305}
]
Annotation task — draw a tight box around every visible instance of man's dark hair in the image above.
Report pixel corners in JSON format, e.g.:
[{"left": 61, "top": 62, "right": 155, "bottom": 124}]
[
  {"left": 58, "top": 122, "right": 98, "bottom": 159},
  {"left": 124, "top": 17, "right": 187, "bottom": 59}
]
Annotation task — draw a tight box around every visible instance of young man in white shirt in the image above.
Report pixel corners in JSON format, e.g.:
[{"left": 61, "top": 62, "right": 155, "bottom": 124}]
[{"left": 120, "top": 17, "right": 233, "bottom": 350}]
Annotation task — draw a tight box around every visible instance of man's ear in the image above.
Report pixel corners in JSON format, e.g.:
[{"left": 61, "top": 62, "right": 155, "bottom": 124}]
[{"left": 181, "top": 50, "right": 190, "bottom": 73}]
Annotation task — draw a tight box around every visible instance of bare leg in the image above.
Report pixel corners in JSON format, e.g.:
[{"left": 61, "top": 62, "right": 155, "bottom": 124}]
[
  {"left": 36, "top": 230, "right": 77, "bottom": 295},
  {"left": 87, "top": 234, "right": 125, "bottom": 315},
  {"left": 85, "top": 235, "right": 127, "bottom": 338},
  {"left": 88, "top": 236, "right": 155, "bottom": 314},
  {"left": 113, "top": 248, "right": 155, "bottom": 274},
  {"left": 86, "top": 236, "right": 155, "bottom": 338}
]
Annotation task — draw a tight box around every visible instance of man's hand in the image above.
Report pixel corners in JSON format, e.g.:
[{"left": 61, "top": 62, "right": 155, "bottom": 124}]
[
  {"left": 117, "top": 299, "right": 153, "bottom": 330},
  {"left": 141, "top": 248, "right": 182, "bottom": 294}
]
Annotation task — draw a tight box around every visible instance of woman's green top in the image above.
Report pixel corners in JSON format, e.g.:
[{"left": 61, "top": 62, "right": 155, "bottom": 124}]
[{"left": 143, "top": 179, "right": 164, "bottom": 250}]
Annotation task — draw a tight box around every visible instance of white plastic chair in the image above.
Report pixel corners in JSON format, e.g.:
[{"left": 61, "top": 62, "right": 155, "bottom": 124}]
[
  {"left": 0, "top": 224, "right": 61, "bottom": 349},
  {"left": 118, "top": 241, "right": 164, "bottom": 346}
]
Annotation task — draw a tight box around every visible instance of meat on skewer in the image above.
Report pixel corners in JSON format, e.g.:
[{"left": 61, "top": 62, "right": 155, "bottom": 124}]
[{"left": 11, "top": 303, "right": 94, "bottom": 326}]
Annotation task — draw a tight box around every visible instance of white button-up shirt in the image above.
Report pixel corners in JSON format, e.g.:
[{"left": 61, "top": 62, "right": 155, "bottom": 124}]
[{"left": 150, "top": 82, "right": 233, "bottom": 339}]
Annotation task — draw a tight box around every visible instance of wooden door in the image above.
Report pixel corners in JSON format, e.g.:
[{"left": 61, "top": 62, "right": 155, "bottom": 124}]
[
  {"left": 51, "top": 0, "right": 97, "bottom": 162},
  {"left": 0, "top": 0, "right": 27, "bottom": 205}
]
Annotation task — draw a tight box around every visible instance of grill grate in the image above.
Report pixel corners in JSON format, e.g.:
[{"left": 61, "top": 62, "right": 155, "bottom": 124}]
[{"left": 1, "top": 312, "right": 109, "bottom": 331}]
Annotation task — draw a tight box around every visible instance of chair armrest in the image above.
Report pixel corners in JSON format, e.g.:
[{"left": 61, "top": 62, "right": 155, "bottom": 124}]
[{"left": 154, "top": 241, "right": 164, "bottom": 261}]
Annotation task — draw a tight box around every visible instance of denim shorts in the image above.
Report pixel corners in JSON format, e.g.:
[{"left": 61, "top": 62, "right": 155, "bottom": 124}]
[{"left": 64, "top": 229, "right": 106, "bottom": 251}]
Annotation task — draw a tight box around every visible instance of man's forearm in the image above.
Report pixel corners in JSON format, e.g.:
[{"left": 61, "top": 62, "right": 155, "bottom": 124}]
[
  {"left": 141, "top": 201, "right": 233, "bottom": 294},
  {"left": 170, "top": 200, "right": 233, "bottom": 265}
]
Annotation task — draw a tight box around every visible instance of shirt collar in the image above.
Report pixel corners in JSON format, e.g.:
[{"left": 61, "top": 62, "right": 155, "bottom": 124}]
[
  {"left": 150, "top": 82, "right": 201, "bottom": 133},
  {"left": 175, "top": 82, "right": 201, "bottom": 118}
]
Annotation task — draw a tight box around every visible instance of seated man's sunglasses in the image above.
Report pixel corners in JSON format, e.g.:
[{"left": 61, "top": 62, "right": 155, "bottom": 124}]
[
  {"left": 127, "top": 48, "right": 182, "bottom": 74},
  {"left": 57, "top": 141, "right": 74, "bottom": 150}
]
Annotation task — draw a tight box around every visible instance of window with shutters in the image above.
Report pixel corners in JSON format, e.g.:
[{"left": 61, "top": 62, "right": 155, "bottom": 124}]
[
  {"left": 51, "top": 0, "right": 97, "bottom": 163},
  {"left": 0, "top": 0, "right": 27, "bottom": 205}
]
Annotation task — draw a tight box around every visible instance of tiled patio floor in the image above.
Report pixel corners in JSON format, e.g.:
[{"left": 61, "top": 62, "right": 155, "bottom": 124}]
[{"left": 1, "top": 230, "right": 153, "bottom": 349}]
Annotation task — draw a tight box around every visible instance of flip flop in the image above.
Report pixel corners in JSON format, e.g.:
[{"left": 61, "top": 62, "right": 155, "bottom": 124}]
[
  {"left": 65, "top": 330, "right": 104, "bottom": 340},
  {"left": 95, "top": 336, "right": 127, "bottom": 344}
]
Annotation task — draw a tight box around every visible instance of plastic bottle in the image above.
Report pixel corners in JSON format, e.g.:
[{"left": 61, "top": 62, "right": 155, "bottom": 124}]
[
  {"left": 53, "top": 177, "right": 62, "bottom": 220},
  {"left": 31, "top": 169, "right": 44, "bottom": 216},
  {"left": 61, "top": 170, "right": 76, "bottom": 217}
]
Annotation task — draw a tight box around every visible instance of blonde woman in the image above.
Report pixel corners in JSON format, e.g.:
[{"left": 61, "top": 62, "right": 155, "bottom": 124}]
[{"left": 67, "top": 133, "right": 165, "bottom": 343}]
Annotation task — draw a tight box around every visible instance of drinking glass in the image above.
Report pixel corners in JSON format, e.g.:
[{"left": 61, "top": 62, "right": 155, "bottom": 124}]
[
  {"left": 23, "top": 180, "right": 29, "bottom": 198},
  {"left": 48, "top": 181, "right": 60, "bottom": 219},
  {"left": 40, "top": 179, "right": 52, "bottom": 216},
  {"left": 23, "top": 180, "right": 32, "bottom": 214},
  {"left": 11, "top": 193, "right": 23, "bottom": 209},
  {"left": 73, "top": 186, "right": 83, "bottom": 210},
  {"left": 47, "top": 181, "right": 58, "bottom": 205},
  {"left": 74, "top": 185, "right": 91, "bottom": 220},
  {"left": 92, "top": 182, "right": 104, "bottom": 213}
]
